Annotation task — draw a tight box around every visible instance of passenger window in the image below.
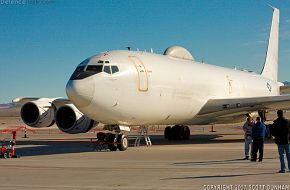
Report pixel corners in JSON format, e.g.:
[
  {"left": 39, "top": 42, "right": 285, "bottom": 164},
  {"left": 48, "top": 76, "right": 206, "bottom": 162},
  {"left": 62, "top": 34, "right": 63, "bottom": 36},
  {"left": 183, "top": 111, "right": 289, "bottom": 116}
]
[
  {"left": 111, "top": 66, "right": 119, "bottom": 74},
  {"left": 103, "top": 66, "right": 111, "bottom": 74}
]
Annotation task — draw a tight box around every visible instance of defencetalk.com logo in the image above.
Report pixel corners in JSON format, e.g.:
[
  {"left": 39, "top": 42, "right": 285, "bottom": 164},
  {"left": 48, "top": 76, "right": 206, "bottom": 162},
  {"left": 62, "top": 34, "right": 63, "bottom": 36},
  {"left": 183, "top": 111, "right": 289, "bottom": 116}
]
[{"left": 0, "top": 0, "right": 55, "bottom": 5}]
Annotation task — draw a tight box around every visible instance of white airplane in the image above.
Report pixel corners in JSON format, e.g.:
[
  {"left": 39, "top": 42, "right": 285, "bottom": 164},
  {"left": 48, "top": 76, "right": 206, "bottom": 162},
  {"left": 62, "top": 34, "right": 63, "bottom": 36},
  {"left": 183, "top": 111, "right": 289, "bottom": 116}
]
[{"left": 2, "top": 7, "right": 290, "bottom": 151}]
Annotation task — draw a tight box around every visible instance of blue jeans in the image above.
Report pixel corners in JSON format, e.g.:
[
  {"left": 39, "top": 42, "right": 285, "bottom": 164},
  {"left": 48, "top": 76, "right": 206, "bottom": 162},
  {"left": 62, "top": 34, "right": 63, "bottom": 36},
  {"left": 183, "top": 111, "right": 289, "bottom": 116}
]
[
  {"left": 277, "top": 144, "right": 290, "bottom": 171},
  {"left": 244, "top": 135, "right": 252, "bottom": 157}
]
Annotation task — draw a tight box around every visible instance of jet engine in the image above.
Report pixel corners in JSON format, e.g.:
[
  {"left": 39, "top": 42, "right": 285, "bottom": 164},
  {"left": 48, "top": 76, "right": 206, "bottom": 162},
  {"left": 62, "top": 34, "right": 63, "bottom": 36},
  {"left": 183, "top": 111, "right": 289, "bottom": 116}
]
[
  {"left": 20, "top": 98, "right": 55, "bottom": 128},
  {"left": 55, "top": 104, "right": 97, "bottom": 134}
]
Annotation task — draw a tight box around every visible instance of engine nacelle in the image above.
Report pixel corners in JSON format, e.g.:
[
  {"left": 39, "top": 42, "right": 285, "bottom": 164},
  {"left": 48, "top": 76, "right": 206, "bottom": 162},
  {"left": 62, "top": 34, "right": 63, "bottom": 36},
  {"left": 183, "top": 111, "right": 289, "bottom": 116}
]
[
  {"left": 20, "top": 98, "right": 55, "bottom": 128},
  {"left": 55, "top": 104, "right": 98, "bottom": 134}
]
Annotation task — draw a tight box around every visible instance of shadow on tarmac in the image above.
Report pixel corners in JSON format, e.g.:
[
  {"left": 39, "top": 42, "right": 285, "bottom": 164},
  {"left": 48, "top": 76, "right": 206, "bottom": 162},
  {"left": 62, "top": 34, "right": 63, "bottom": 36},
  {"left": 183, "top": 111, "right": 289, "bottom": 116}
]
[
  {"left": 172, "top": 157, "right": 276, "bottom": 166},
  {"left": 139, "top": 134, "right": 244, "bottom": 145},
  {"left": 15, "top": 140, "right": 95, "bottom": 157},
  {"left": 161, "top": 172, "right": 278, "bottom": 180},
  {"left": 162, "top": 157, "right": 279, "bottom": 180},
  {"left": 14, "top": 134, "right": 244, "bottom": 157}
]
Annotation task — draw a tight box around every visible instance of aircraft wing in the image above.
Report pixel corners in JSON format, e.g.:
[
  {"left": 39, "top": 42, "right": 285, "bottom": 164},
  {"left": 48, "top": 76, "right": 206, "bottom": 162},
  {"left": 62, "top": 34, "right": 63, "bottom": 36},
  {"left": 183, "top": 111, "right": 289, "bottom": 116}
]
[
  {"left": 0, "top": 97, "right": 71, "bottom": 117},
  {"left": 12, "top": 97, "right": 71, "bottom": 106},
  {"left": 194, "top": 94, "right": 290, "bottom": 124},
  {"left": 12, "top": 97, "right": 40, "bottom": 104}
]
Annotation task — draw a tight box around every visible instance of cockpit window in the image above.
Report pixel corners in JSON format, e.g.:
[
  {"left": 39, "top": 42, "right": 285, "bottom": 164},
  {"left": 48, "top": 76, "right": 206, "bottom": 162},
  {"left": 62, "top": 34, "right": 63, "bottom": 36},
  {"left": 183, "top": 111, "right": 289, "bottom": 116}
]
[
  {"left": 80, "top": 59, "right": 90, "bottom": 65},
  {"left": 69, "top": 60, "right": 118, "bottom": 80},
  {"left": 103, "top": 65, "right": 119, "bottom": 75},
  {"left": 103, "top": 66, "right": 111, "bottom": 74},
  {"left": 70, "top": 65, "right": 104, "bottom": 80},
  {"left": 86, "top": 65, "right": 103, "bottom": 72},
  {"left": 70, "top": 66, "right": 85, "bottom": 80},
  {"left": 111, "top": 66, "right": 119, "bottom": 74},
  {"left": 75, "top": 66, "right": 85, "bottom": 72}
]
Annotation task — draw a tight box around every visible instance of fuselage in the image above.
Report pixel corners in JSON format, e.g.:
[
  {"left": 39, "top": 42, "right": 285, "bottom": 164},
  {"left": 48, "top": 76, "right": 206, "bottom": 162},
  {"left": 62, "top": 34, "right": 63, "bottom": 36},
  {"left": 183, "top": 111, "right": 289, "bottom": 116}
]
[{"left": 66, "top": 50, "right": 279, "bottom": 126}]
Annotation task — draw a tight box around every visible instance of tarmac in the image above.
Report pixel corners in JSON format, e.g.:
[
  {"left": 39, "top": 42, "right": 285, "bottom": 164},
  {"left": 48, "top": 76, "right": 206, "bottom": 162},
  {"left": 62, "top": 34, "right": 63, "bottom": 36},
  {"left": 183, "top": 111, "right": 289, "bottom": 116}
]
[{"left": 0, "top": 118, "right": 290, "bottom": 190}]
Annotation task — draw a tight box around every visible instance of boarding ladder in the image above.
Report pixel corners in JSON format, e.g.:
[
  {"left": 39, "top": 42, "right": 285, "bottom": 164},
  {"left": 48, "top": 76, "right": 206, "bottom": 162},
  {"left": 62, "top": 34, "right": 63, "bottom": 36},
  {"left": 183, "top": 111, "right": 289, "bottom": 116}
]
[{"left": 134, "top": 126, "right": 152, "bottom": 147}]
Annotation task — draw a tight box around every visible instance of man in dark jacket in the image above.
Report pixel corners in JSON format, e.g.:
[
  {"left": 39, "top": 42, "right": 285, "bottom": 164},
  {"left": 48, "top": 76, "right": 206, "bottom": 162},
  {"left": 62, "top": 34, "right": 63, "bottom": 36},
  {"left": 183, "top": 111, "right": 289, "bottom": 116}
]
[
  {"left": 251, "top": 117, "right": 267, "bottom": 162},
  {"left": 272, "top": 110, "right": 290, "bottom": 173}
]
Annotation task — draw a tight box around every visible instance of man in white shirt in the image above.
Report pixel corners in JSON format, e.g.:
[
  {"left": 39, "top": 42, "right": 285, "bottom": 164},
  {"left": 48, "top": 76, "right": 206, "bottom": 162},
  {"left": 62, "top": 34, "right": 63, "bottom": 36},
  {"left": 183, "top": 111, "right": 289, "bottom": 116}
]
[{"left": 243, "top": 117, "right": 254, "bottom": 160}]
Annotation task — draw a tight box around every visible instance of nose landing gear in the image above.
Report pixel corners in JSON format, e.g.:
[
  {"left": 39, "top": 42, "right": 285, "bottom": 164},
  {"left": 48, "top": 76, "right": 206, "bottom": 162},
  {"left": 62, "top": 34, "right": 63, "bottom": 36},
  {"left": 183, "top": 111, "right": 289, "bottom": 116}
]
[
  {"left": 117, "top": 134, "right": 129, "bottom": 151},
  {"left": 95, "top": 125, "right": 130, "bottom": 151}
]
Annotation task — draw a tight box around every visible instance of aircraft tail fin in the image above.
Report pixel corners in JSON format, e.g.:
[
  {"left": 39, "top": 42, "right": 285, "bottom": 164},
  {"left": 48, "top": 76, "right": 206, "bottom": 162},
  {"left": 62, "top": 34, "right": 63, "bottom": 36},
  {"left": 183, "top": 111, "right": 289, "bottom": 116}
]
[{"left": 261, "top": 7, "right": 279, "bottom": 82}]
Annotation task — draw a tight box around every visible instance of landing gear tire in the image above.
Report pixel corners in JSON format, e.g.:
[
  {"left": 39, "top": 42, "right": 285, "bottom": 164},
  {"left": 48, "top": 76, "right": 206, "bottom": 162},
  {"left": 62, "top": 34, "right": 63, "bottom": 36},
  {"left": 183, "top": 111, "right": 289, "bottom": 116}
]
[
  {"left": 97, "top": 132, "right": 106, "bottom": 142},
  {"left": 184, "top": 126, "right": 190, "bottom": 140},
  {"left": 107, "top": 133, "right": 117, "bottom": 151},
  {"left": 172, "top": 125, "right": 185, "bottom": 140},
  {"left": 164, "top": 125, "right": 190, "bottom": 140},
  {"left": 171, "top": 125, "right": 179, "bottom": 140},
  {"left": 3, "top": 153, "right": 7, "bottom": 159},
  {"left": 164, "top": 126, "right": 172, "bottom": 140},
  {"left": 108, "top": 144, "right": 118, "bottom": 151},
  {"left": 258, "top": 110, "right": 266, "bottom": 122},
  {"left": 117, "top": 134, "right": 129, "bottom": 151}
]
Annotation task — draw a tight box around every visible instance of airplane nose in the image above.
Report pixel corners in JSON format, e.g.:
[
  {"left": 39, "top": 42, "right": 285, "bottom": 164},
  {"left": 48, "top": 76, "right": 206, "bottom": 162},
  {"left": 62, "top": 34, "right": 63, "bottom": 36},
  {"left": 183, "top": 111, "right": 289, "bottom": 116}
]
[{"left": 66, "top": 78, "right": 95, "bottom": 108}]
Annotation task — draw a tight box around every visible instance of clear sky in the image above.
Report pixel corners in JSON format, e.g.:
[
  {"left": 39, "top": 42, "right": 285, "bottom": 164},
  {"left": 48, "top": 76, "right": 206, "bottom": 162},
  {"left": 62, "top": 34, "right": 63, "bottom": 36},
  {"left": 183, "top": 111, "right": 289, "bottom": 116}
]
[{"left": 0, "top": 0, "right": 289, "bottom": 103}]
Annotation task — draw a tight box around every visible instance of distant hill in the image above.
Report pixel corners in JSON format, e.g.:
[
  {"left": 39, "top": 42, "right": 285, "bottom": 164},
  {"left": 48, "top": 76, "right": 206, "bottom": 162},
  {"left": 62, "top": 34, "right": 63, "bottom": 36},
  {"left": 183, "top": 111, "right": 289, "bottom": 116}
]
[
  {"left": 283, "top": 81, "right": 290, "bottom": 86},
  {"left": 0, "top": 103, "right": 21, "bottom": 117}
]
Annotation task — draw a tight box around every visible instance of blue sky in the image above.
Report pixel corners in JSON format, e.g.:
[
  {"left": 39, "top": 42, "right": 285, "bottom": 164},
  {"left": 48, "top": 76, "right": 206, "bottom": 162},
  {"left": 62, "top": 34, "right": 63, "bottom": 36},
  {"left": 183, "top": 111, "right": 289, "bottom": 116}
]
[{"left": 0, "top": 0, "right": 290, "bottom": 103}]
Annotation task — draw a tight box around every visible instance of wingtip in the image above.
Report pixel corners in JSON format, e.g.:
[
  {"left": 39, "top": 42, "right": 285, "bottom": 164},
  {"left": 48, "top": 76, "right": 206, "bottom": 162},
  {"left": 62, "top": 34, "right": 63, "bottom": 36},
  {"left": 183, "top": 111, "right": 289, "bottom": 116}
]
[{"left": 12, "top": 97, "right": 24, "bottom": 103}]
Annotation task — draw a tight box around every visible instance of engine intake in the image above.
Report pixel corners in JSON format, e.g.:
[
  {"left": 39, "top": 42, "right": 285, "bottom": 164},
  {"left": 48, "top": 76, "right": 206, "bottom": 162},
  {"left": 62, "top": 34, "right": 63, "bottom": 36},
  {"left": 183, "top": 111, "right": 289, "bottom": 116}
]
[
  {"left": 20, "top": 98, "right": 55, "bottom": 128},
  {"left": 55, "top": 104, "right": 97, "bottom": 134}
]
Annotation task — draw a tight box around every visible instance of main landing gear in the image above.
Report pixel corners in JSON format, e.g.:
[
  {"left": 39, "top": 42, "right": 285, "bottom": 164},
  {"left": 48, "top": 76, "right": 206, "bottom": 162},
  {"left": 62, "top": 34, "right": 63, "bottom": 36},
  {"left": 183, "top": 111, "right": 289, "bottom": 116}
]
[
  {"left": 258, "top": 110, "right": 267, "bottom": 122},
  {"left": 96, "top": 125, "right": 130, "bottom": 151},
  {"left": 164, "top": 125, "right": 190, "bottom": 140}
]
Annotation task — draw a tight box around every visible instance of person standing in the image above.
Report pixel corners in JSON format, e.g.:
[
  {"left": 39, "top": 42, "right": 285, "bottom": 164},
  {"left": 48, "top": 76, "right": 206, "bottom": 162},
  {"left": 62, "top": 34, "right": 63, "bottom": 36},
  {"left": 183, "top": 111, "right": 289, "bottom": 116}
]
[
  {"left": 243, "top": 117, "right": 253, "bottom": 160},
  {"left": 272, "top": 110, "right": 290, "bottom": 173},
  {"left": 251, "top": 117, "right": 267, "bottom": 162}
]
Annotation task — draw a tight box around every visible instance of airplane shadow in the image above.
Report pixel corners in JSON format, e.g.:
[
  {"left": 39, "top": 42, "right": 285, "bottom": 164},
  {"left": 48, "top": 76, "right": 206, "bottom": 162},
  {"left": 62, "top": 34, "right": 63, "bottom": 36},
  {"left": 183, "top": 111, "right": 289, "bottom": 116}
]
[
  {"left": 172, "top": 157, "right": 276, "bottom": 166},
  {"left": 161, "top": 157, "right": 278, "bottom": 180},
  {"left": 161, "top": 172, "right": 278, "bottom": 180},
  {"left": 137, "top": 134, "right": 244, "bottom": 145},
  {"left": 13, "top": 134, "right": 244, "bottom": 157},
  {"left": 14, "top": 139, "right": 99, "bottom": 157}
]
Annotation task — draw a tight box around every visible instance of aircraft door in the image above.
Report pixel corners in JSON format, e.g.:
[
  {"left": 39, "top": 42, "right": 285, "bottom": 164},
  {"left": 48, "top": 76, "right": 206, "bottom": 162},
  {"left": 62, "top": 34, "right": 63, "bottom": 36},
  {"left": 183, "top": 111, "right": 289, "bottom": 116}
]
[{"left": 129, "top": 56, "right": 148, "bottom": 92}]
